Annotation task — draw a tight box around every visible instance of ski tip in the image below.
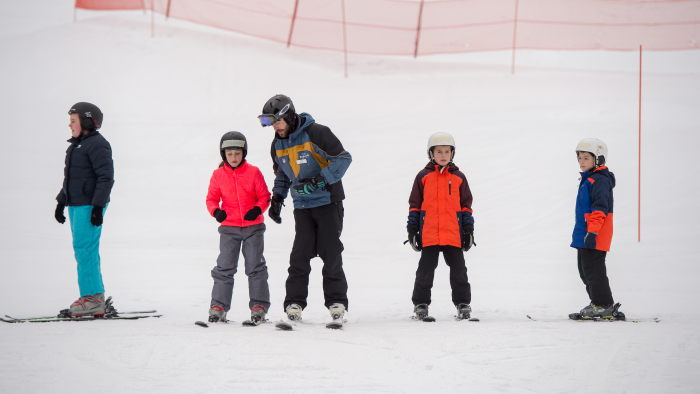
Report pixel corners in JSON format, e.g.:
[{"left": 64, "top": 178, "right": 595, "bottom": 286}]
[
  {"left": 194, "top": 321, "right": 209, "bottom": 328},
  {"left": 468, "top": 317, "right": 480, "bottom": 322},
  {"left": 275, "top": 321, "right": 293, "bottom": 331},
  {"left": 326, "top": 324, "right": 343, "bottom": 330}
]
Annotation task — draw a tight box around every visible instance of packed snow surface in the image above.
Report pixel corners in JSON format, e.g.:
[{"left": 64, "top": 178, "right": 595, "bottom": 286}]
[{"left": 1, "top": 1, "right": 699, "bottom": 393}]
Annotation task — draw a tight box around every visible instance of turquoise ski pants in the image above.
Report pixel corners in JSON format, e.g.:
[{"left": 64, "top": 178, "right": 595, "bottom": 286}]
[{"left": 68, "top": 205, "right": 107, "bottom": 296}]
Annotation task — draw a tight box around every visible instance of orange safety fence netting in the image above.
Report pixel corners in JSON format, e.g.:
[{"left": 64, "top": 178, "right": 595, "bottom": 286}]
[{"left": 75, "top": 0, "right": 700, "bottom": 55}]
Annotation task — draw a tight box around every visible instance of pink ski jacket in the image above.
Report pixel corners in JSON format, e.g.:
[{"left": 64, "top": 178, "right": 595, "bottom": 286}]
[{"left": 206, "top": 160, "right": 271, "bottom": 227}]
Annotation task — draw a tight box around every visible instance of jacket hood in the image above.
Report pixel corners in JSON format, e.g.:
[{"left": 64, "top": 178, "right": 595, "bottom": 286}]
[
  {"left": 274, "top": 113, "right": 315, "bottom": 140},
  {"left": 582, "top": 166, "right": 616, "bottom": 188}
]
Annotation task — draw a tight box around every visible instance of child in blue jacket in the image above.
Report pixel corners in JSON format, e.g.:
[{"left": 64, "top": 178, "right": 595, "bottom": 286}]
[{"left": 571, "top": 138, "right": 623, "bottom": 320}]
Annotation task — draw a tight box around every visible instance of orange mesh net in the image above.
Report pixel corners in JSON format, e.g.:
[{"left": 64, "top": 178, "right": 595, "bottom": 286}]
[{"left": 76, "top": 0, "right": 700, "bottom": 54}]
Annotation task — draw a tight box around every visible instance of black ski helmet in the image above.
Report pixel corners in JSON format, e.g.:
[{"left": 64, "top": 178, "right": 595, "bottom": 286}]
[
  {"left": 68, "top": 102, "right": 103, "bottom": 131},
  {"left": 261, "top": 94, "right": 296, "bottom": 126},
  {"left": 220, "top": 131, "right": 248, "bottom": 161}
]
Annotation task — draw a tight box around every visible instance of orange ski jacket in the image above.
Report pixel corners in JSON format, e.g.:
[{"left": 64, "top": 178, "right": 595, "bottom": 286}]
[
  {"left": 407, "top": 162, "right": 474, "bottom": 248},
  {"left": 207, "top": 160, "right": 271, "bottom": 227}
]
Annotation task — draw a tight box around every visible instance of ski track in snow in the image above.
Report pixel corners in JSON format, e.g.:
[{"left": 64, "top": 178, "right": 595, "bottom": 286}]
[{"left": 1, "top": 1, "right": 700, "bottom": 393}]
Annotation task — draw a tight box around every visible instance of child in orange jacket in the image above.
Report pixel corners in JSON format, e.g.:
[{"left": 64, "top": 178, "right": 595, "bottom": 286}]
[
  {"left": 406, "top": 132, "right": 475, "bottom": 321},
  {"left": 205, "top": 132, "right": 272, "bottom": 325}
]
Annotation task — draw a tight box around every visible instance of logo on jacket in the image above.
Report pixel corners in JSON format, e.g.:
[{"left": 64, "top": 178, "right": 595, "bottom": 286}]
[
  {"left": 282, "top": 158, "right": 286, "bottom": 163},
  {"left": 299, "top": 152, "right": 309, "bottom": 160}
]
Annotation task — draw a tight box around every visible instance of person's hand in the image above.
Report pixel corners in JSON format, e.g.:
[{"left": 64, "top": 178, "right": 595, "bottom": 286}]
[
  {"left": 462, "top": 224, "right": 474, "bottom": 252},
  {"left": 244, "top": 206, "right": 262, "bottom": 221},
  {"left": 407, "top": 226, "right": 422, "bottom": 252},
  {"left": 584, "top": 232, "right": 597, "bottom": 249},
  {"left": 293, "top": 174, "right": 326, "bottom": 196},
  {"left": 55, "top": 203, "right": 66, "bottom": 224},
  {"left": 213, "top": 209, "right": 227, "bottom": 223},
  {"left": 268, "top": 194, "right": 284, "bottom": 224},
  {"left": 90, "top": 205, "right": 104, "bottom": 226}
]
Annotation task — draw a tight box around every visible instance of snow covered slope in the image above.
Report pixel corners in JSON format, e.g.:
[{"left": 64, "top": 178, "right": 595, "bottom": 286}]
[{"left": 1, "top": 2, "right": 699, "bottom": 393}]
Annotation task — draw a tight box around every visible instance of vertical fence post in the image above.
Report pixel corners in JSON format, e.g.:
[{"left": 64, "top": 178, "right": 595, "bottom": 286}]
[
  {"left": 414, "top": 0, "right": 425, "bottom": 58},
  {"left": 166, "top": 0, "right": 171, "bottom": 20},
  {"left": 151, "top": 0, "right": 155, "bottom": 38},
  {"left": 638, "top": 44, "right": 642, "bottom": 243},
  {"left": 287, "top": 0, "right": 300, "bottom": 47},
  {"left": 511, "top": 0, "right": 519, "bottom": 74},
  {"left": 341, "top": 0, "right": 348, "bottom": 78}
]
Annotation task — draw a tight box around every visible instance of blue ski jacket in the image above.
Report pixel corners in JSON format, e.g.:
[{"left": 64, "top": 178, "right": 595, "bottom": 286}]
[
  {"left": 571, "top": 166, "right": 615, "bottom": 252},
  {"left": 270, "top": 113, "right": 352, "bottom": 209}
]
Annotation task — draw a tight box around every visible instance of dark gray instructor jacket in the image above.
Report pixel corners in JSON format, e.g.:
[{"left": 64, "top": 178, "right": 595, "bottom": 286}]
[{"left": 56, "top": 131, "right": 114, "bottom": 207}]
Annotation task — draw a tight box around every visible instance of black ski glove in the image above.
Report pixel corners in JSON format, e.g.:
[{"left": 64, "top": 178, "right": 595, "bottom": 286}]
[
  {"left": 243, "top": 206, "right": 262, "bottom": 221},
  {"left": 584, "top": 232, "right": 597, "bottom": 249},
  {"left": 55, "top": 203, "right": 66, "bottom": 224},
  {"left": 268, "top": 194, "right": 284, "bottom": 224},
  {"left": 293, "top": 174, "right": 326, "bottom": 196},
  {"left": 462, "top": 224, "right": 475, "bottom": 252},
  {"left": 213, "top": 208, "right": 228, "bottom": 223},
  {"left": 406, "top": 226, "right": 422, "bottom": 252},
  {"left": 90, "top": 205, "right": 104, "bottom": 226}
]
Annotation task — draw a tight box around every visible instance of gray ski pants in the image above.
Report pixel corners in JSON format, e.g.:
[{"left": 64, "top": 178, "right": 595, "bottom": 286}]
[{"left": 211, "top": 224, "right": 270, "bottom": 311}]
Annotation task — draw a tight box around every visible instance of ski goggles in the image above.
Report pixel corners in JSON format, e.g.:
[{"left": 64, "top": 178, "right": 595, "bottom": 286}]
[{"left": 258, "top": 103, "right": 291, "bottom": 127}]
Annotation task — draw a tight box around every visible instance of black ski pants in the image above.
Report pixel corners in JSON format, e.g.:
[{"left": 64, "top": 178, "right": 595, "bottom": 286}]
[
  {"left": 577, "top": 248, "right": 614, "bottom": 306},
  {"left": 284, "top": 201, "right": 348, "bottom": 311},
  {"left": 412, "top": 245, "right": 471, "bottom": 306}
]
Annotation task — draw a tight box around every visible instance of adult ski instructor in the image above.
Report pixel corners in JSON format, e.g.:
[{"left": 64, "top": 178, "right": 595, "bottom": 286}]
[{"left": 260, "top": 94, "right": 352, "bottom": 325}]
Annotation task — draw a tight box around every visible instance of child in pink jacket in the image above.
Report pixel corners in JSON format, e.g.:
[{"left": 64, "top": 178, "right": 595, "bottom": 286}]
[{"left": 206, "top": 132, "right": 272, "bottom": 324}]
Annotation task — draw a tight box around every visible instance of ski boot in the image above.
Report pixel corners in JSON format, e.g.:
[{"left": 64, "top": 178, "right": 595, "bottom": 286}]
[
  {"left": 327, "top": 303, "right": 346, "bottom": 330},
  {"left": 413, "top": 304, "right": 435, "bottom": 322},
  {"left": 455, "top": 303, "right": 472, "bottom": 320},
  {"left": 285, "top": 304, "right": 303, "bottom": 322},
  {"left": 570, "top": 302, "right": 625, "bottom": 321},
  {"left": 208, "top": 304, "right": 227, "bottom": 323},
  {"left": 251, "top": 305, "right": 267, "bottom": 324},
  {"left": 69, "top": 293, "right": 106, "bottom": 317}
]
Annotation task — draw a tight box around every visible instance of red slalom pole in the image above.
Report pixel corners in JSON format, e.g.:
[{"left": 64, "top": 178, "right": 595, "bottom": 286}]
[
  {"left": 341, "top": 0, "right": 348, "bottom": 78},
  {"left": 638, "top": 44, "right": 642, "bottom": 242},
  {"left": 511, "top": 0, "right": 519, "bottom": 75}
]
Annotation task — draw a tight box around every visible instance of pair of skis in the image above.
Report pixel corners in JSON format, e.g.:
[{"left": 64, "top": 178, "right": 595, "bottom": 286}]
[
  {"left": 274, "top": 317, "right": 345, "bottom": 331},
  {"left": 527, "top": 303, "right": 660, "bottom": 323},
  {"left": 194, "top": 318, "right": 269, "bottom": 328},
  {"left": 412, "top": 314, "right": 480, "bottom": 322},
  {"left": 0, "top": 297, "right": 161, "bottom": 323}
]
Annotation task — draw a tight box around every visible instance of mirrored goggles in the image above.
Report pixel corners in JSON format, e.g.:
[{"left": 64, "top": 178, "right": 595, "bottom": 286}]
[{"left": 258, "top": 103, "right": 291, "bottom": 127}]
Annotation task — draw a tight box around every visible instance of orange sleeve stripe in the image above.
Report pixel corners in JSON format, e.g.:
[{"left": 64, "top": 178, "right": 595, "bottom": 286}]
[
  {"left": 461, "top": 208, "right": 473, "bottom": 213},
  {"left": 587, "top": 210, "right": 607, "bottom": 233},
  {"left": 409, "top": 208, "right": 420, "bottom": 212}
]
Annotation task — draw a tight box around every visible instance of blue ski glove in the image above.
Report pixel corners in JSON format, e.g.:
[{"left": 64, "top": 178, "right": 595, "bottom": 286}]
[
  {"left": 584, "top": 232, "right": 597, "bottom": 249},
  {"left": 293, "top": 174, "right": 326, "bottom": 196}
]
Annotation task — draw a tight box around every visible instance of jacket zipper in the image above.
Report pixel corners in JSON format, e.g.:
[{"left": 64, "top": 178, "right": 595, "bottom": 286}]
[
  {"left": 233, "top": 170, "right": 243, "bottom": 222},
  {"left": 449, "top": 180, "right": 451, "bottom": 195}
]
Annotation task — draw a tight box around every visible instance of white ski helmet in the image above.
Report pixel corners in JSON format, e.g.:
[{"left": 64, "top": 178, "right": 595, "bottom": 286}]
[
  {"left": 427, "top": 132, "right": 456, "bottom": 161},
  {"left": 575, "top": 138, "right": 608, "bottom": 167}
]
